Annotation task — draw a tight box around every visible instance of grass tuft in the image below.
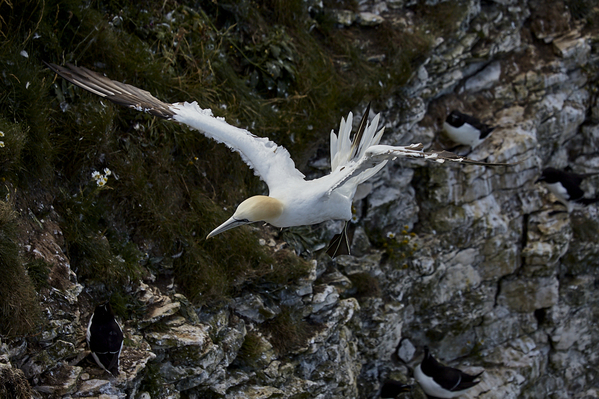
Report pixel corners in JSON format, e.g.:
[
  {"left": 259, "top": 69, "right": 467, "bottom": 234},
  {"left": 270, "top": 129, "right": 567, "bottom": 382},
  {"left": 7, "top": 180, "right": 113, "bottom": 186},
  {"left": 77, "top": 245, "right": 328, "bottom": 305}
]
[
  {"left": 0, "top": 365, "right": 34, "bottom": 399},
  {"left": 262, "top": 305, "right": 316, "bottom": 355},
  {"left": 412, "top": 1, "right": 468, "bottom": 38},
  {"left": 25, "top": 259, "right": 52, "bottom": 290},
  {"left": 348, "top": 272, "right": 381, "bottom": 299},
  {"left": 0, "top": 118, "right": 27, "bottom": 181},
  {"left": 234, "top": 330, "right": 269, "bottom": 368},
  {"left": 0, "top": 200, "right": 40, "bottom": 336}
]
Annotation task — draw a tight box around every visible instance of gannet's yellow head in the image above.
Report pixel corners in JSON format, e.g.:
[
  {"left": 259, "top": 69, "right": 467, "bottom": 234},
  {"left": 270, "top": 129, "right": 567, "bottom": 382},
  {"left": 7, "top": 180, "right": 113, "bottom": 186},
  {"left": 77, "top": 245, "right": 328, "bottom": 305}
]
[{"left": 206, "top": 195, "right": 284, "bottom": 238}]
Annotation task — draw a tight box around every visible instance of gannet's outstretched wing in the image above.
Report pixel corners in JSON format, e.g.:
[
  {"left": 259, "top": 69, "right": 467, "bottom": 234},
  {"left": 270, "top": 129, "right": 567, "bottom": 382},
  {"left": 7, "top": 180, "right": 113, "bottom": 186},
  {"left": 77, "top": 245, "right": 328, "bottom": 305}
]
[
  {"left": 45, "top": 62, "right": 305, "bottom": 189},
  {"left": 327, "top": 144, "right": 512, "bottom": 195}
]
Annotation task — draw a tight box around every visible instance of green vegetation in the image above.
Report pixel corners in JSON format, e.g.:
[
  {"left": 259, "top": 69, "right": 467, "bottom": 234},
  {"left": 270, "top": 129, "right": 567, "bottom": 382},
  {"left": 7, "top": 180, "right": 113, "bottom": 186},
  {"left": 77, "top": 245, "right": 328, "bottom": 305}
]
[
  {"left": 262, "top": 305, "right": 316, "bottom": 355},
  {"left": 0, "top": 200, "right": 40, "bottom": 336},
  {"left": 413, "top": 1, "right": 468, "bottom": 38},
  {"left": 368, "top": 225, "right": 418, "bottom": 267},
  {"left": 233, "top": 330, "right": 268, "bottom": 369},
  {"left": 347, "top": 272, "right": 381, "bottom": 299},
  {"left": 0, "top": 0, "right": 461, "bottom": 335},
  {"left": 25, "top": 259, "right": 52, "bottom": 290},
  {"left": 567, "top": 0, "right": 599, "bottom": 23},
  {"left": 0, "top": 363, "right": 34, "bottom": 399}
]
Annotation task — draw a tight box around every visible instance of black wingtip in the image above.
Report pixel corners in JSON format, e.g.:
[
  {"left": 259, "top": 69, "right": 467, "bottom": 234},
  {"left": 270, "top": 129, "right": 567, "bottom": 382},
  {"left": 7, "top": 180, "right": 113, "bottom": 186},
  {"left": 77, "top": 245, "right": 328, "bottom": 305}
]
[
  {"left": 326, "top": 222, "right": 354, "bottom": 258},
  {"left": 350, "top": 102, "right": 372, "bottom": 159},
  {"left": 479, "top": 125, "right": 494, "bottom": 139},
  {"left": 44, "top": 60, "right": 62, "bottom": 76},
  {"left": 44, "top": 62, "right": 177, "bottom": 120}
]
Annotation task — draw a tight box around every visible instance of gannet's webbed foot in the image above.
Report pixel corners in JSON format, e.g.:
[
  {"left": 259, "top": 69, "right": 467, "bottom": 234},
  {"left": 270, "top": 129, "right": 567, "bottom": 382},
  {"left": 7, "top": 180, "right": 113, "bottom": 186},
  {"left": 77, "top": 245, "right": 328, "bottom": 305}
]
[{"left": 326, "top": 222, "right": 354, "bottom": 258}]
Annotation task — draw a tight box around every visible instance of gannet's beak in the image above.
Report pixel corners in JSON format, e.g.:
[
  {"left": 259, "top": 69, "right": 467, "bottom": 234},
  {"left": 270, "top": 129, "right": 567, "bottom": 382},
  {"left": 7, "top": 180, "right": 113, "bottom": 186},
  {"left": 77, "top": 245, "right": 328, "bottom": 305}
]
[{"left": 206, "top": 217, "right": 252, "bottom": 239}]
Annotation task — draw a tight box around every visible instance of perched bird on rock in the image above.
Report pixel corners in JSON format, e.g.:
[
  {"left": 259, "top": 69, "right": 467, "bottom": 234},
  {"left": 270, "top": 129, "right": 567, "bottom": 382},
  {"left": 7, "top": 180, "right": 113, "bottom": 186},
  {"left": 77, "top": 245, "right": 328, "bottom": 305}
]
[
  {"left": 46, "top": 63, "right": 511, "bottom": 252},
  {"left": 87, "top": 302, "right": 123, "bottom": 376},
  {"left": 536, "top": 167, "right": 599, "bottom": 212},
  {"left": 443, "top": 110, "right": 494, "bottom": 149},
  {"left": 414, "top": 346, "right": 482, "bottom": 398}
]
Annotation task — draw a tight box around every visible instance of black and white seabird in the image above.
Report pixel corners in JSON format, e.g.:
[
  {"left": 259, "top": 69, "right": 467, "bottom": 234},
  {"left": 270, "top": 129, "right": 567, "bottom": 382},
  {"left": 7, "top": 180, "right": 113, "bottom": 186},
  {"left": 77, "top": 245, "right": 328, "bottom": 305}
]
[
  {"left": 443, "top": 110, "right": 494, "bottom": 149},
  {"left": 87, "top": 302, "right": 124, "bottom": 376},
  {"left": 414, "top": 346, "right": 483, "bottom": 399},
  {"left": 536, "top": 167, "right": 599, "bottom": 212}
]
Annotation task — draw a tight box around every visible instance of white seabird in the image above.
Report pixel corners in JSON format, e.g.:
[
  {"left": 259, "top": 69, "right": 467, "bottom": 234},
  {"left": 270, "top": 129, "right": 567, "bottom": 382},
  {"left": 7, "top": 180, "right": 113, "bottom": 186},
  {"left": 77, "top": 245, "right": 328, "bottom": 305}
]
[{"left": 46, "top": 63, "right": 509, "bottom": 241}]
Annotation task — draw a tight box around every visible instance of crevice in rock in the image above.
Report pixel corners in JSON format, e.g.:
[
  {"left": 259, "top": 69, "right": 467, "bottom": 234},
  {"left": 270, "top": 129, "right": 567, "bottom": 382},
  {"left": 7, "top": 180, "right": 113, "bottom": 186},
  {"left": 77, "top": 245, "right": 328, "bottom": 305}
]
[
  {"left": 521, "top": 213, "right": 530, "bottom": 255},
  {"left": 516, "top": 212, "right": 531, "bottom": 276},
  {"left": 534, "top": 308, "right": 547, "bottom": 327},
  {"left": 493, "top": 277, "right": 503, "bottom": 307}
]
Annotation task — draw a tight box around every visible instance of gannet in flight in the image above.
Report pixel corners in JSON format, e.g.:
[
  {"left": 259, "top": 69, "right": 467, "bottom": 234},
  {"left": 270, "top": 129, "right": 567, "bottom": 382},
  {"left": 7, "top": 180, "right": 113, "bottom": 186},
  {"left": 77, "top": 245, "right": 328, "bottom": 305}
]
[{"left": 46, "top": 63, "right": 509, "bottom": 242}]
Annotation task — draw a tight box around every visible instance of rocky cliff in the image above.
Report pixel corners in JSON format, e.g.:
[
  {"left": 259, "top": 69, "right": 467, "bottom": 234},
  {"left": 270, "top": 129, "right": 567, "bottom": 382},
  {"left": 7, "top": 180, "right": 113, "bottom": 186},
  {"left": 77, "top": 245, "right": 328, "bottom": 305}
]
[{"left": 1, "top": 0, "right": 599, "bottom": 398}]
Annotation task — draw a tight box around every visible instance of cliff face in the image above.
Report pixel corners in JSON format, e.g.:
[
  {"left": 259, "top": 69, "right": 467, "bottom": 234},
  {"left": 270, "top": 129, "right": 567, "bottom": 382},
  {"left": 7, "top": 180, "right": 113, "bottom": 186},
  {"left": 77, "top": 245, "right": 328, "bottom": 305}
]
[
  {"left": 357, "top": 1, "right": 599, "bottom": 397},
  {"left": 1, "top": 0, "right": 599, "bottom": 398}
]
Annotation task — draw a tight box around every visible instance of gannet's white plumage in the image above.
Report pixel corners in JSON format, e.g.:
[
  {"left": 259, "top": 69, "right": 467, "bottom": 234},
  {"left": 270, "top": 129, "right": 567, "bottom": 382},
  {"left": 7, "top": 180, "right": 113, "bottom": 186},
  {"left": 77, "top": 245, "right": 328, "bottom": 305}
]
[{"left": 46, "top": 63, "right": 509, "bottom": 238}]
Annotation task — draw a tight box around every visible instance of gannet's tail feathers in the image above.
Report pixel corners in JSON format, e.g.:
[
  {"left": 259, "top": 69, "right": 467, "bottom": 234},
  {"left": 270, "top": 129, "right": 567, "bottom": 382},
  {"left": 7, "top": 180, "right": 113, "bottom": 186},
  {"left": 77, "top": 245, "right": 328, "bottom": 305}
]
[
  {"left": 330, "top": 113, "right": 352, "bottom": 171},
  {"left": 45, "top": 62, "right": 175, "bottom": 119},
  {"left": 330, "top": 103, "right": 385, "bottom": 172},
  {"left": 46, "top": 62, "right": 305, "bottom": 189},
  {"left": 350, "top": 102, "right": 371, "bottom": 160},
  {"left": 327, "top": 144, "right": 512, "bottom": 195}
]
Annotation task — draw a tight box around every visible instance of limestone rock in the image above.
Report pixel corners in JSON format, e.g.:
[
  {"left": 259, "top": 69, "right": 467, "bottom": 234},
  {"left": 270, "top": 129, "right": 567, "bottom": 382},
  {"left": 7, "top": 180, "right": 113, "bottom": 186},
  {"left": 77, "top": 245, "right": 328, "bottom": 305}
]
[
  {"left": 357, "top": 12, "right": 384, "bottom": 27},
  {"left": 234, "top": 293, "right": 280, "bottom": 323},
  {"left": 498, "top": 276, "right": 559, "bottom": 313}
]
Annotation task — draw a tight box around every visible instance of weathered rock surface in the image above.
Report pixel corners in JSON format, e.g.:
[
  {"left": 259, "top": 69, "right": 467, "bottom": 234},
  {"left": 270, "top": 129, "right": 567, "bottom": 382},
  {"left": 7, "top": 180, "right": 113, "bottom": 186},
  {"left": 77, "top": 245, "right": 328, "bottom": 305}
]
[{"left": 5, "top": 1, "right": 599, "bottom": 398}]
